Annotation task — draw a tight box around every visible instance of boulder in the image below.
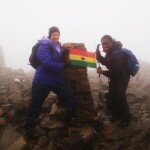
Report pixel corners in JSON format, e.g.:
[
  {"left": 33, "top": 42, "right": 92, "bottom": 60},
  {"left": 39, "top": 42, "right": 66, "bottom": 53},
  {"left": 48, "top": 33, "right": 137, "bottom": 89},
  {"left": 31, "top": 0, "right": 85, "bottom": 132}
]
[{"left": 0, "top": 46, "right": 5, "bottom": 68}]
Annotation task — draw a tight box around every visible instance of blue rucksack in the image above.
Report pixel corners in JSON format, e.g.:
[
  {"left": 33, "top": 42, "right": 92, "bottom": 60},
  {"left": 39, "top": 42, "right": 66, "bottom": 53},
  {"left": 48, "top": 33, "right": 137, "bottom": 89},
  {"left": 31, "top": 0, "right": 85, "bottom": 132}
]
[
  {"left": 122, "top": 48, "right": 139, "bottom": 77},
  {"left": 111, "top": 48, "right": 139, "bottom": 77}
]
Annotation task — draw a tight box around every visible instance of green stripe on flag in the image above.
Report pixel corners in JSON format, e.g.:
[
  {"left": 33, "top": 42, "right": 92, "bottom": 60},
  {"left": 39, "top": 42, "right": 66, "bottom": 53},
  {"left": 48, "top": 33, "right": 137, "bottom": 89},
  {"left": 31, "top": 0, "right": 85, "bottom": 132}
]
[{"left": 71, "top": 60, "right": 96, "bottom": 68}]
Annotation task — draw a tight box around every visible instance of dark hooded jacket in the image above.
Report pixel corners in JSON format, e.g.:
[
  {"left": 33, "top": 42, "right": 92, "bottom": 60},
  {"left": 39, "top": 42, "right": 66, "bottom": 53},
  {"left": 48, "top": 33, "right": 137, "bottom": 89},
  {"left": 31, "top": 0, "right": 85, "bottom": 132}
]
[{"left": 97, "top": 42, "right": 129, "bottom": 79}]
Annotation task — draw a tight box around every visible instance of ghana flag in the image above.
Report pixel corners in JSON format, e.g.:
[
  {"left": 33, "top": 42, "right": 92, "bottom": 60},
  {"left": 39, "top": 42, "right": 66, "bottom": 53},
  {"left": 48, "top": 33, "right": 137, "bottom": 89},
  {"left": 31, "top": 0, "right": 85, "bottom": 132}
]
[{"left": 69, "top": 48, "right": 96, "bottom": 68}]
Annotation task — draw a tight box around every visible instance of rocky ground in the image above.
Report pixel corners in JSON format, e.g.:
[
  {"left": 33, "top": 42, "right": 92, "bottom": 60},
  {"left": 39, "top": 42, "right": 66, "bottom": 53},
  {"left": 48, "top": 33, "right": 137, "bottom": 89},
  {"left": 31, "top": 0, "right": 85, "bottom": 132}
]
[
  {"left": 0, "top": 45, "right": 149, "bottom": 149},
  {"left": 88, "top": 60, "right": 150, "bottom": 150}
]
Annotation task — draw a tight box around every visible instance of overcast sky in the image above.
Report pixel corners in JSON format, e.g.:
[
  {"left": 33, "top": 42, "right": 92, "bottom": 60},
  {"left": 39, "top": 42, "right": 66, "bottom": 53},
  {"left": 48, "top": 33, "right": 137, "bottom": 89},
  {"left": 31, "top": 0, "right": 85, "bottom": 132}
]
[{"left": 0, "top": 0, "right": 150, "bottom": 70}]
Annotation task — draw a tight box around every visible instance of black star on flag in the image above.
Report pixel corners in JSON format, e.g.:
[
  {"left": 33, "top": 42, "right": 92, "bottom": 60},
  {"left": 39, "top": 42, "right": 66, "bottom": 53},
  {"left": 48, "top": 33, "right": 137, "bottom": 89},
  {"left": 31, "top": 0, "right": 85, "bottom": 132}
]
[{"left": 81, "top": 57, "right": 85, "bottom": 61}]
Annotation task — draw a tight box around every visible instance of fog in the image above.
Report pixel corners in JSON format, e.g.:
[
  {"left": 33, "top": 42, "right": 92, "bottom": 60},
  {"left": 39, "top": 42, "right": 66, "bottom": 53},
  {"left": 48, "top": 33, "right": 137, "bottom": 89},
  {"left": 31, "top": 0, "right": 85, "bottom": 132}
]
[{"left": 0, "top": 0, "right": 150, "bottom": 71}]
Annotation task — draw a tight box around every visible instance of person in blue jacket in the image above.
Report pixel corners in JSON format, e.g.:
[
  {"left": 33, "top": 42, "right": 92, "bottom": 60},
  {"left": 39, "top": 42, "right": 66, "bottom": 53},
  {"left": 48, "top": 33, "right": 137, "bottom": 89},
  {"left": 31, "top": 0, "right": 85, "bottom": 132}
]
[
  {"left": 25, "top": 26, "right": 76, "bottom": 139},
  {"left": 96, "top": 35, "right": 132, "bottom": 127}
]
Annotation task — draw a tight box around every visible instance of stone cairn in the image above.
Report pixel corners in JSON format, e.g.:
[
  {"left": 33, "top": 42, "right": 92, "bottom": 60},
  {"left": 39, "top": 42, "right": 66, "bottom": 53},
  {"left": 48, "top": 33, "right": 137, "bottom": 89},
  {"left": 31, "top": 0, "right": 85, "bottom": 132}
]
[{"left": 62, "top": 43, "right": 96, "bottom": 122}]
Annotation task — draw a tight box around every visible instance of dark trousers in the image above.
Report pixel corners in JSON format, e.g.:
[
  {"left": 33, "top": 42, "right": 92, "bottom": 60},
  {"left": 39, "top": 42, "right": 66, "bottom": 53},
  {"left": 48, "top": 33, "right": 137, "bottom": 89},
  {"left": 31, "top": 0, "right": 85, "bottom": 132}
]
[
  {"left": 26, "top": 83, "right": 76, "bottom": 128},
  {"left": 106, "top": 74, "right": 131, "bottom": 121}
]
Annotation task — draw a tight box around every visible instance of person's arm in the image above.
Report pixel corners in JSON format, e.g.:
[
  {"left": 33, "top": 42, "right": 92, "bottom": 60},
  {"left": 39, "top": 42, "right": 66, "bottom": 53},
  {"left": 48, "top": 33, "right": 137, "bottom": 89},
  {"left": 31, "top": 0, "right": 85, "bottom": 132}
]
[
  {"left": 102, "top": 70, "right": 111, "bottom": 77},
  {"left": 96, "top": 67, "right": 110, "bottom": 78},
  {"left": 103, "top": 51, "right": 127, "bottom": 78},
  {"left": 96, "top": 46, "right": 108, "bottom": 66},
  {"left": 97, "top": 55, "right": 108, "bottom": 66},
  {"left": 37, "top": 44, "right": 64, "bottom": 73}
]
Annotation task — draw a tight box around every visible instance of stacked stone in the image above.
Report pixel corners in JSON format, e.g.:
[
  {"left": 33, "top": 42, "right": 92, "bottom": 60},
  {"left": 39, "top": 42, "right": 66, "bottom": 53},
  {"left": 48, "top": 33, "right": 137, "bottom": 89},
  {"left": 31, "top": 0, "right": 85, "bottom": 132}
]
[{"left": 62, "top": 43, "right": 96, "bottom": 124}]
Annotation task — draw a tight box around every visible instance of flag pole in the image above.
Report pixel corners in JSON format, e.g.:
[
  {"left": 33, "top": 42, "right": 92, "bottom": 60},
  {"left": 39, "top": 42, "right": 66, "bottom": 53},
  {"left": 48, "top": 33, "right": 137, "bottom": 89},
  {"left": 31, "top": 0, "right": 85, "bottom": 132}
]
[{"left": 96, "top": 44, "right": 102, "bottom": 108}]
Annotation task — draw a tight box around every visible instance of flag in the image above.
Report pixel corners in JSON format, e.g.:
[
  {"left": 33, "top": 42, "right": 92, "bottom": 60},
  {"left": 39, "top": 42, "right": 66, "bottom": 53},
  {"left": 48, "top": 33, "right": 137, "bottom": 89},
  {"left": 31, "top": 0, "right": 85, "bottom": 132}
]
[{"left": 69, "top": 48, "right": 96, "bottom": 68}]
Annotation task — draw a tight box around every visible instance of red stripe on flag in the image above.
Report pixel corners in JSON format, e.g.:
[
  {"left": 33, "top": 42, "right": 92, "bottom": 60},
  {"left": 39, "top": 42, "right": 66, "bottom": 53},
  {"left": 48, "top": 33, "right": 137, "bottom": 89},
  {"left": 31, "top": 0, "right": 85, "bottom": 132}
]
[{"left": 70, "top": 48, "right": 95, "bottom": 58}]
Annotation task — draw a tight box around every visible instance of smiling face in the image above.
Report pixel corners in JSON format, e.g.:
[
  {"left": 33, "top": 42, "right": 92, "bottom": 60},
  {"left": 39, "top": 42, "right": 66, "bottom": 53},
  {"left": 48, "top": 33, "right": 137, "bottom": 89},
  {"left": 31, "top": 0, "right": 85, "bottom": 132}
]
[
  {"left": 50, "top": 32, "right": 60, "bottom": 43},
  {"left": 101, "top": 38, "right": 113, "bottom": 53}
]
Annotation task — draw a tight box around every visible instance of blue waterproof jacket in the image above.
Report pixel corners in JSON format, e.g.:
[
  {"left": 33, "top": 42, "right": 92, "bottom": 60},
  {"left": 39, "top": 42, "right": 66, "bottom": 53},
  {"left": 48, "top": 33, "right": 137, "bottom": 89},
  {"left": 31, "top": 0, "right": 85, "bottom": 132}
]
[{"left": 33, "top": 37, "right": 65, "bottom": 85}]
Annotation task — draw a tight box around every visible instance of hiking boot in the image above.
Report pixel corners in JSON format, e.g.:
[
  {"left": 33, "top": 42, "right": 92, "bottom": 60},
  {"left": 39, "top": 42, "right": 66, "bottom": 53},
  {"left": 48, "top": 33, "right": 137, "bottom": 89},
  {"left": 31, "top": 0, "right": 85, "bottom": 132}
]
[
  {"left": 119, "top": 120, "right": 131, "bottom": 128},
  {"left": 24, "top": 127, "right": 36, "bottom": 142},
  {"left": 119, "top": 114, "right": 132, "bottom": 128},
  {"left": 109, "top": 115, "right": 121, "bottom": 123},
  {"left": 66, "top": 117, "right": 76, "bottom": 127},
  {"left": 65, "top": 111, "right": 76, "bottom": 127}
]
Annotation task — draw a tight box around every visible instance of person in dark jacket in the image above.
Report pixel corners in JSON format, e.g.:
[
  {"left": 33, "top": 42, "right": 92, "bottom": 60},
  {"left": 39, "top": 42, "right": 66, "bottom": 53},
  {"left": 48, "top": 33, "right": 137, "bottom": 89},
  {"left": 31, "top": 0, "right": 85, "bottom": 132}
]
[
  {"left": 96, "top": 35, "right": 132, "bottom": 127},
  {"left": 25, "top": 26, "right": 76, "bottom": 139}
]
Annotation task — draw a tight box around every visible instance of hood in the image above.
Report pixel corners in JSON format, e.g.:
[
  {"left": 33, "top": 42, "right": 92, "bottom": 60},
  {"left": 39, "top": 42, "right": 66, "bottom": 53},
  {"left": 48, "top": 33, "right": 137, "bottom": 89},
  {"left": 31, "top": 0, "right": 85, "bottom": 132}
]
[
  {"left": 38, "top": 36, "right": 52, "bottom": 45},
  {"left": 38, "top": 36, "right": 60, "bottom": 47},
  {"left": 112, "top": 41, "right": 123, "bottom": 51}
]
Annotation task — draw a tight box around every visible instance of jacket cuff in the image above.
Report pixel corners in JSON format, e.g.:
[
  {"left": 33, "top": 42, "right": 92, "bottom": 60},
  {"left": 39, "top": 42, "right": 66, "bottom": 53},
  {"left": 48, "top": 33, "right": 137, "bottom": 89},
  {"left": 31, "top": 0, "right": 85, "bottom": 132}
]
[{"left": 103, "top": 70, "right": 110, "bottom": 77}]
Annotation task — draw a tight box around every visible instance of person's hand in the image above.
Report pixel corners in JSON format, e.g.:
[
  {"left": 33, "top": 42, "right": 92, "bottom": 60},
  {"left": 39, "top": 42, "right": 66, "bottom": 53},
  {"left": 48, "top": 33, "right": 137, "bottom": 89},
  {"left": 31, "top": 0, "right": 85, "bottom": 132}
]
[
  {"left": 97, "top": 67, "right": 103, "bottom": 75},
  {"left": 96, "top": 44, "right": 101, "bottom": 60},
  {"left": 63, "top": 60, "right": 71, "bottom": 68},
  {"left": 96, "top": 44, "right": 100, "bottom": 51}
]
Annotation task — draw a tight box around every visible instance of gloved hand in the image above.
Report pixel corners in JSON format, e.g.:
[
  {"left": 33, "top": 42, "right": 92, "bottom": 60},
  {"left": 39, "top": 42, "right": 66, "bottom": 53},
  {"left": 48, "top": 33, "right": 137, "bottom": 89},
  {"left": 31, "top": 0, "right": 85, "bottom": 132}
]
[{"left": 63, "top": 60, "right": 71, "bottom": 68}]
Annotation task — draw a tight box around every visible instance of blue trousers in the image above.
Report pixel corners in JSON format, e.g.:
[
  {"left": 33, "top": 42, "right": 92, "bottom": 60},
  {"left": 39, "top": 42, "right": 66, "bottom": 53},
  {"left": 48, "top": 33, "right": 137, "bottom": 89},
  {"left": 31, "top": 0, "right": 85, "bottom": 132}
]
[{"left": 26, "top": 83, "right": 76, "bottom": 127}]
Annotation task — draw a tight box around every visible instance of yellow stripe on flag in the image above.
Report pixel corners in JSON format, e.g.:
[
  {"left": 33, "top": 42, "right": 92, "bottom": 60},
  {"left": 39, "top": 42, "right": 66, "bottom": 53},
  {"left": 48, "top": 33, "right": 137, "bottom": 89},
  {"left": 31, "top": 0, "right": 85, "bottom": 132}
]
[{"left": 69, "top": 54, "right": 95, "bottom": 63}]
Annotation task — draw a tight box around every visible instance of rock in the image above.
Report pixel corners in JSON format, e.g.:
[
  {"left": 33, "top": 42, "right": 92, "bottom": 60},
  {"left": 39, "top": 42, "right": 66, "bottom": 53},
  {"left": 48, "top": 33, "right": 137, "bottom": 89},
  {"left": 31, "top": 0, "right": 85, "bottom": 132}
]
[
  {"left": 8, "top": 84, "right": 22, "bottom": 105},
  {"left": 38, "top": 136, "right": 49, "bottom": 147},
  {"left": 8, "top": 110, "right": 15, "bottom": 118},
  {"left": 0, "top": 96, "right": 10, "bottom": 106},
  {"left": 68, "top": 128, "right": 82, "bottom": 149},
  {"left": 102, "top": 121, "right": 114, "bottom": 141},
  {"left": 117, "top": 138, "right": 131, "bottom": 150},
  {"left": 142, "top": 95, "right": 149, "bottom": 100},
  {"left": 49, "top": 106, "right": 66, "bottom": 120},
  {"left": 0, "top": 117, "right": 7, "bottom": 126},
  {"left": 49, "top": 103, "right": 58, "bottom": 115},
  {"left": 34, "top": 125, "right": 46, "bottom": 136},
  {"left": 14, "top": 79, "right": 21, "bottom": 83},
  {"left": 22, "top": 98, "right": 29, "bottom": 109},
  {"left": 0, "top": 108, "right": 4, "bottom": 116},
  {"left": 13, "top": 108, "right": 26, "bottom": 124},
  {"left": 42, "top": 93, "right": 57, "bottom": 110},
  {"left": 141, "top": 118, "right": 150, "bottom": 133},
  {"left": 0, "top": 87, "right": 7, "bottom": 95},
  {"left": 127, "top": 93, "right": 136, "bottom": 103},
  {"left": 7, "top": 136, "right": 26, "bottom": 150},
  {"left": 48, "top": 127, "right": 67, "bottom": 138},
  {"left": 0, "top": 45, "right": 5, "bottom": 67},
  {"left": 0, "top": 126, "right": 20, "bottom": 150},
  {"left": 47, "top": 139, "right": 54, "bottom": 150},
  {"left": 101, "top": 83, "right": 108, "bottom": 91},
  {"left": 131, "top": 132, "right": 146, "bottom": 143},
  {"left": 111, "top": 122, "right": 141, "bottom": 140},
  {"left": 1, "top": 104, "right": 12, "bottom": 112},
  {"left": 45, "top": 120, "right": 65, "bottom": 129},
  {"left": 80, "top": 125, "right": 97, "bottom": 142},
  {"left": 39, "top": 115, "right": 50, "bottom": 127},
  {"left": 62, "top": 43, "right": 87, "bottom": 50},
  {"left": 40, "top": 116, "right": 65, "bottom": 129}
]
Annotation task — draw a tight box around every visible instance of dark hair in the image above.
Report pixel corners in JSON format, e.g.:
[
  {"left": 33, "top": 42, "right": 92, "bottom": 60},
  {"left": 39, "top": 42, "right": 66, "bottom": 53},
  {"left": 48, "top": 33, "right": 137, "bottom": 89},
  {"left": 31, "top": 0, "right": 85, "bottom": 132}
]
[
  {"left": 101, "top": 35, "right": 123, "bottom": 50},
  {"left": 48, "top": 26, "right": 60, "bottom": 37},
  {"left": 101, "top": 35, "right": 115, "bottom": 43}
]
